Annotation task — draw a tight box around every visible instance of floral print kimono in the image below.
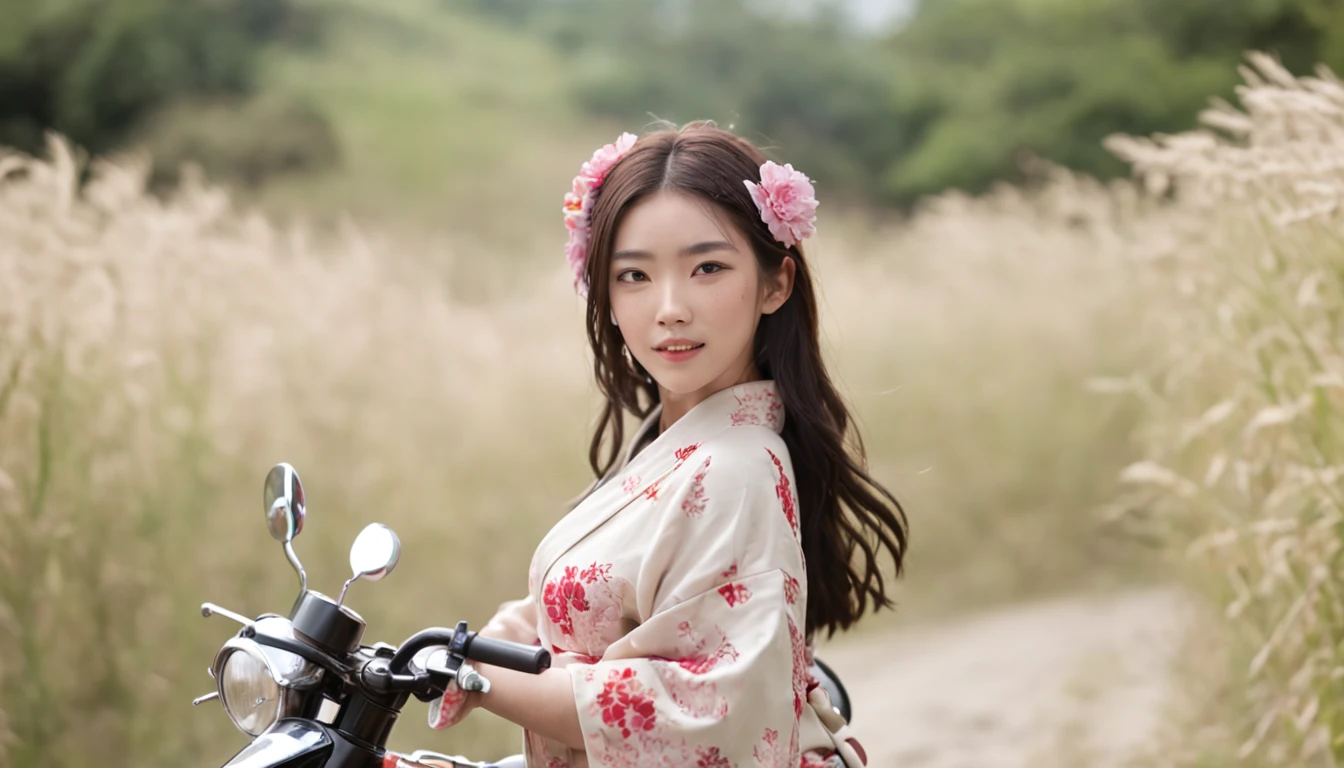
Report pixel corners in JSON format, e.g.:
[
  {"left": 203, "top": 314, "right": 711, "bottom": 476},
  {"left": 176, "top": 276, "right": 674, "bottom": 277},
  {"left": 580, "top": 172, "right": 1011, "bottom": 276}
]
[{"left": 430, "top": 380, "right": 866, "bottom": 768}]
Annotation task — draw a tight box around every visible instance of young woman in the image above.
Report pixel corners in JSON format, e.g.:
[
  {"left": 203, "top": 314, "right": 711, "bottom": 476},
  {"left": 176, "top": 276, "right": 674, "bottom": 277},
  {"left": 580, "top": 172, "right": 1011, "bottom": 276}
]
[{"left": 426, "top": 123, "right": 908, "bottom": 767}]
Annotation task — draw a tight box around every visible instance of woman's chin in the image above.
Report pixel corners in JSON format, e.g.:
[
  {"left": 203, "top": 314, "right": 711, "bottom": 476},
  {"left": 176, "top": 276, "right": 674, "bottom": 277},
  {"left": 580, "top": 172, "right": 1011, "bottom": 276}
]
[{"left": 649, "top": 371, "right": 713, "bottom": 398}]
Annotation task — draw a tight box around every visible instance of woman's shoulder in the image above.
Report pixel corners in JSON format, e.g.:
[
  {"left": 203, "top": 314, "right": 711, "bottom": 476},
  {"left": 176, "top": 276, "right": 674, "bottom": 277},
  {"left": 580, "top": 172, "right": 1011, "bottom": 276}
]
[
  {"left": 664, "top": 424, "right": 802, "bottom": 573},
  {"left": 696, "top": 422, "right": 790, "bottom": 468},
  {"left": 675, "top": 425, "right": 794, "bottom": 508}
]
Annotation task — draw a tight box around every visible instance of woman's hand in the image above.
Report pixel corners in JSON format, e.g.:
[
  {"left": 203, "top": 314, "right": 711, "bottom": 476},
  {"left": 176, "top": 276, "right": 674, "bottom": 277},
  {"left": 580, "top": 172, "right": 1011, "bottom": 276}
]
[
  {"left": 430, "top": 660, "right": 583, "bottom": 744},
  {"left": 424, "top": 597, "right": 539, "bottom": 731},
  {"left": 415, "top": 647, "right": 483, "bottom": 731},
  {"left": 427, "top": 676, "right": 480, "bottom": 730}
]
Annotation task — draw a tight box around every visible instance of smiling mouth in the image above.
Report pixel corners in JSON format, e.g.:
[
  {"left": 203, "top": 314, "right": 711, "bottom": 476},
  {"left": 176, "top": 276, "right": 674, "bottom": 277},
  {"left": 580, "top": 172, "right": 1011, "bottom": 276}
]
[{"left": 656, "top": 343, "right": 705, "bottom": 352}]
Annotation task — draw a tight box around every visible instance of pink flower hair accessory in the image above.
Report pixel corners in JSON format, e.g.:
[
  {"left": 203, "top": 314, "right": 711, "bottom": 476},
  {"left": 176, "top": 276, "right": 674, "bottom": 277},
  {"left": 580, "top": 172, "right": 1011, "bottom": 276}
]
[
  {"left": 744, "top": 161, "right": 818, "bottom": 248},
  {"left": 564, "top": 132, "right": 639, "bottom": 297}
]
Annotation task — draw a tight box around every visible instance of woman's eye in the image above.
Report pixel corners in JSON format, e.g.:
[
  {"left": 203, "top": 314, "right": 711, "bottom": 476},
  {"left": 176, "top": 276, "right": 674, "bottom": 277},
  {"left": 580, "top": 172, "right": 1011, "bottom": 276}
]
[
  {"left": 695, "top": 263, "right": 725, "bottom": 276},
  {"left": 616, "top": 270, "right": 647, "bottom": 283}
]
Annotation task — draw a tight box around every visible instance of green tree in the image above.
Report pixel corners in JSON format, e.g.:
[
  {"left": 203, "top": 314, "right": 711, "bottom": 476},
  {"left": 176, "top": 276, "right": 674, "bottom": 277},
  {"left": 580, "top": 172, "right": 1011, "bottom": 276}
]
[
  {"left": 494, "top": 0, "right": 916, "bottom": 200},
  {"left": 882, "top": 0, "right": 1344, "bottom": 201},
  {"left": 0, "top": 0, "right": 312, "bottom": 156}
]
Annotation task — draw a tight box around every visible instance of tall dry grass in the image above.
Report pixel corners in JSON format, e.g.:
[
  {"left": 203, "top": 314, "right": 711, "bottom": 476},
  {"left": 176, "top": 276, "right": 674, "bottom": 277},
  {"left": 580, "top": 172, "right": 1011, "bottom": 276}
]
[
  {"left": 1105, "top": 53, "right": 1344, "bottom": 766},
  {"left": 0, "top": 133, "right": 1150, "bottom": 766}
]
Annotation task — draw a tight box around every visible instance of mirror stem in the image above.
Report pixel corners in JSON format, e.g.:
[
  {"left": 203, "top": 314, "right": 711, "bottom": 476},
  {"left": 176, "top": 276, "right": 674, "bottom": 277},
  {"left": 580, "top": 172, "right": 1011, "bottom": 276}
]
[
  {"left": 335, "top": 575, "right": 357, "bottom": 609},
  {"left": 285, "top": 540, "right": 308, "bottom": 593}
]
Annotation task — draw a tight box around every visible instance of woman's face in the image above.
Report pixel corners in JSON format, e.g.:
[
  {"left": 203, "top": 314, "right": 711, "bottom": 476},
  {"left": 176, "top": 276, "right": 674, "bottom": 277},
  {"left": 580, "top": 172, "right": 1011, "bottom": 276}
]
[{"left": 608, "top": 190, "right": 792, "bottom": 402}]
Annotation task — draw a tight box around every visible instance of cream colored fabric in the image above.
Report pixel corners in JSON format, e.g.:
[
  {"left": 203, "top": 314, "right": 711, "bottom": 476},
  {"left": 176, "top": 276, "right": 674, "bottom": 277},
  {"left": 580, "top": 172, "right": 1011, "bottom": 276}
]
[{"left": 431, "top": 381, "right": 863, "bottom": 768}]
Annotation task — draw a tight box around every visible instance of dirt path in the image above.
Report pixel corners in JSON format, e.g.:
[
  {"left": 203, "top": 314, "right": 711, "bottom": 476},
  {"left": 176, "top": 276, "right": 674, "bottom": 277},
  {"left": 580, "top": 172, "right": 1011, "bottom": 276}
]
[{"left": 816, "top": 587, "right": 1190, "bottom": 768}]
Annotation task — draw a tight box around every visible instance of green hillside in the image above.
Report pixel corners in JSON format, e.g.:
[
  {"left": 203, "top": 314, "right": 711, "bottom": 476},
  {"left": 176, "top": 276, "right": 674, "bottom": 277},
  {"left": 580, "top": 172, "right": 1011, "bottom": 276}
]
[{"left": 242, "top": 0, "right": 619, "bottom": 244}]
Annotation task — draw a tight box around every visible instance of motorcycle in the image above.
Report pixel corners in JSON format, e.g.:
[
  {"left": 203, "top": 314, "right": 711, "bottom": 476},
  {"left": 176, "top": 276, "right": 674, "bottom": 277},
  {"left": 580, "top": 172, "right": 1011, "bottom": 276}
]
[{"left": 195, "top": 462, "right": 853, "bottom": 768}]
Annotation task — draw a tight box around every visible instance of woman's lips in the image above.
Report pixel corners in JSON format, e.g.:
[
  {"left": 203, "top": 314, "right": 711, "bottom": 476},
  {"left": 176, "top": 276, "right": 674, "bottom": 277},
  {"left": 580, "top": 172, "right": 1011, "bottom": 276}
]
[{"left": 655, "top": 343, "right": 704, "bottom": 362}]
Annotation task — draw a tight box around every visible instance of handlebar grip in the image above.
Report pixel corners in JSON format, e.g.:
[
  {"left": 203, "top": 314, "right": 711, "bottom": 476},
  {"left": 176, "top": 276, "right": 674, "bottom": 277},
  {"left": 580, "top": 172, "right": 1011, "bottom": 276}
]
[{"left": 463, "top": 634, "right": 551, "bottom": 674}]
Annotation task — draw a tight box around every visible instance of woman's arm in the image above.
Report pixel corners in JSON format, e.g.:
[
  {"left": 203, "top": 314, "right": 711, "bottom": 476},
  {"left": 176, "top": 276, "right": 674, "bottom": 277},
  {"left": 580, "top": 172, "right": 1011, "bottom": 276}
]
[
  {"left": 474, "top": 594, "right": 583, "bottom": 745},
  {"left": 473, "top": 663, "right": 585, "bottom": 750},
  {"left": 428, "top": 594, "right": 583, "bottom": 746}
]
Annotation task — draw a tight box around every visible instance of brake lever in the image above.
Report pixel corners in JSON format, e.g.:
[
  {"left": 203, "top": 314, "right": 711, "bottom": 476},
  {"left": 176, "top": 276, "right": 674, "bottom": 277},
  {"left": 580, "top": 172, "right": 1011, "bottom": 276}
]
[
  {"left": 405, "top": 650, "right": 489, "bottom": 702},
  {"left": 454, "top": 663, "right": 491, "bottom": 693},
  {"left": 201, "top": 603, "right": 252, "bottom": 626},
  {"left": 407, "top": 653, "right": 456, "bottom": 702}
]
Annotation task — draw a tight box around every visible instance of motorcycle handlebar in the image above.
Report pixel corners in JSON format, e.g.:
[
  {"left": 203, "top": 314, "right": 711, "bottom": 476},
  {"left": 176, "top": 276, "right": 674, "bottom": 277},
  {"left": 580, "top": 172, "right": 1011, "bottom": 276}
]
[
  {"left": 463, "top": 634, "right": 551, "bottom": 674},
  {"left": 389, "top": 624, "right": 551, "bottom": 678}
]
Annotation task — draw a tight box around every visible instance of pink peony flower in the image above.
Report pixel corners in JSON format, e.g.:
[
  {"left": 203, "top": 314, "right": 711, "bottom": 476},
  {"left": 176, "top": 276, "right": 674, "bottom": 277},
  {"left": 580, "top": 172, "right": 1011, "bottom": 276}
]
[
  {"left": 565, "top": 230, "right": 589, "bottom": 298},
  {"left": 580, "top": 133, "right": 638, "bottom": 186},
  {"left": 562, "top": 132, "right": 638, "bottom": 297},
  {"left": 744, "top": 161, "right": 818, "bottom": 248}
]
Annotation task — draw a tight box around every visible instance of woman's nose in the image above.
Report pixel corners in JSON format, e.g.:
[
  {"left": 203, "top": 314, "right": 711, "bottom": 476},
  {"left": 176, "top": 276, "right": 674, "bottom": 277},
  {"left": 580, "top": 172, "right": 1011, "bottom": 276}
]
[{"left": 655, "top": 282, "right": 691, "bottom": 327}]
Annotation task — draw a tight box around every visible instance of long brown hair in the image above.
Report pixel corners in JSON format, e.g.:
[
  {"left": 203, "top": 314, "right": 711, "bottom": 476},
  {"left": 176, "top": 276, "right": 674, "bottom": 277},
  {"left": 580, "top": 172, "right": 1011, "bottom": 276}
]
[{"left": 580, "top": 121, "right": 908, "bottom": 639}]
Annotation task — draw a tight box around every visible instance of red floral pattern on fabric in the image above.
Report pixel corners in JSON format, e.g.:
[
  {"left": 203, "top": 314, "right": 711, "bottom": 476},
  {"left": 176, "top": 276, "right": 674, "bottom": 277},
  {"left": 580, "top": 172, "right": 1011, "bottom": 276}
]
[
  {"left": 581, "top": 562, "right": 612, "bottom": 582},
  {"left": 523, "top": 730, "right": 552, "bottom": 767},
  {"left": 542, "top": 562, "right": 624, "bottom": 652},
  {"left": 696, "top": 746, "right": 732, "bottom": 768},
  {"left": 730, "top": 387, "right": 783, "bottom": 431},
  {"left": 681, "top": 456, "right": 713, "bottom": 518},
  {"left": 720, "top": 562, "right": 739, "bottom": 579},
  {"left": 543, "top": 565, "right": 590, "bottom": 637},
  {"left": 766, "top": 448, "right": 799, "bottom": 537},
  {"left": 718, "top": 582, "right": 752, "bottom": 607},
  {"left": 800, "top": 752, "right": 842, "bottom": 767},
  {"left": 674, "top": 443, "right": 703, "bottom": 465},
  {"left": 651, "top": 664, "right": 729, "bottom": 719},
  {"left": 805, "top": 664, "right": 821, "bottom": 694},
  {"left": 620, "top": 474, "right": 641, "bottom": 494},
  {"left": 789, "top": 617, "right": 808, "bottom": 718},
  {"left": 643, "top": 482, "right": 661, "bottom": 501},
  {"left": 672, "top": 620, "right": 739, "bottom": 675},
  {"left": 558, "top": 647, "right": 601, "bottom": 665},
  {"left": 427, "top": 682, "right": 471, "bottom": 729},
  {"left": 596, "top": 667, "right": 658, "bottom": 739},
  {"left": 752, "top": 727, "right": 801, "bottom": 767},
  {"left": 783, "top": 571, "right": 801, "bottom": 605}
]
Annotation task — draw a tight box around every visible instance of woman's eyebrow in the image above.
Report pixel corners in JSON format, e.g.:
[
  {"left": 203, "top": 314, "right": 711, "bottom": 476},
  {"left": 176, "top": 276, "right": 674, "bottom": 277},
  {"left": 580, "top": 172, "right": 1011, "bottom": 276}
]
[
  {"left": 682, "top": 240, "right": 736, "bottom": 256},
  {"left": 613, "top": 241, "right": 737, "bottom": 261}
]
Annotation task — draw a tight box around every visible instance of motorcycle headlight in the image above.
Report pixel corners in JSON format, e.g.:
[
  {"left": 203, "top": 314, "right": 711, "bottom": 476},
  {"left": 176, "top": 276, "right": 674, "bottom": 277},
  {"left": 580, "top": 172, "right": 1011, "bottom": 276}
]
[
  {"left": 220, "top": 646, "right": 284, "bottom": 735},
  {"left": 212, "top": 618, "right": 324, "bottom": 736}
]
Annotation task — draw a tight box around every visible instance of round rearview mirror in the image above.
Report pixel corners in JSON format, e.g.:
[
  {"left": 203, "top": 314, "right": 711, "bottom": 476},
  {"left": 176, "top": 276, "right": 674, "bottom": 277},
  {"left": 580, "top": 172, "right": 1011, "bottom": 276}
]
[
  {"left": 349, "top": 523, "right": 400, "bottom": 582},
  {"left": 263, "top": 464, "right": 306, "bottom": 544}
]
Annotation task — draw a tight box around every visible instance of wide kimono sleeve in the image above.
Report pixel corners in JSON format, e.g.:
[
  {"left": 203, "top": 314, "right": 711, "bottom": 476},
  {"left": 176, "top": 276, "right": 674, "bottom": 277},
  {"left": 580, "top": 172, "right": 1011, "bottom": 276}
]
[
  {"left": 566, "top": 431, "right": 810, "bottom": 767},
  {"left": 479, "top": 595, "right": 540, "bottom": 645}
]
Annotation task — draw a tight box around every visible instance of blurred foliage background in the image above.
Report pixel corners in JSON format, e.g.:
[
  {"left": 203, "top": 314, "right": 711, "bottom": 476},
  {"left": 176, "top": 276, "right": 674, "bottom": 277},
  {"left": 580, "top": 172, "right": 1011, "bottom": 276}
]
[
  {"left": 5, "top": 0, "right": 1344, "bottom": 767},
  {"left": 7, "top": 0, "right": 1344, "bottom": 216}
]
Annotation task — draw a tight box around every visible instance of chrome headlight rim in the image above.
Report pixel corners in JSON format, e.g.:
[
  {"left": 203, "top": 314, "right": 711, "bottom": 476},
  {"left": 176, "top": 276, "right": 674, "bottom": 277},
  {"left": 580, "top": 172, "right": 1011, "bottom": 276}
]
[
  {"left": 213, "top": 640, "right": 285, "bottom": 736},
  {"left": 211, "top": 620, "right": 324, "bottom": 736}
]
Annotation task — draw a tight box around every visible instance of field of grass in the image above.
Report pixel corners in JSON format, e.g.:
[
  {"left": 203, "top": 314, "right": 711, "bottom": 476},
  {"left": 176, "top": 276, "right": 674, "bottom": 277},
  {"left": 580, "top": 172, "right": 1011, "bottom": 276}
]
[
  {"left": 1103, "top": 55, "right": 1344, "bottom": 766},
  {"left": 7, "top": 3, "right": 1337, "bottom": 762},
  {"left": 0, "top": 121, "right": 1155, "bottom": 765}
]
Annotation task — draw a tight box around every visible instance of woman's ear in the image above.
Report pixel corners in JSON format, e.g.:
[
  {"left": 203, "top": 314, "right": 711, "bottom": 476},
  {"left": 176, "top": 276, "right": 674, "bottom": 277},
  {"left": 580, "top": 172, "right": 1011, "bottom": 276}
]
[{"left": 761, "top": 256, "right": 797, "bottom": 315}]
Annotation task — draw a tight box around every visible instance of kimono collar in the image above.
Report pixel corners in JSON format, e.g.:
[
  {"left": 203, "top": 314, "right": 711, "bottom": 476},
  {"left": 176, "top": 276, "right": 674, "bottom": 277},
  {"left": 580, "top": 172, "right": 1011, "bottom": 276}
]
[
  {"left": 534, "top": 379, "right": 786, "bottom": 591},
  {"left": 595, "top": 379, "right": 784, "bottom": 496},
  {"left": 646, "top": 378, "right": 786, "bottom": 444}
]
